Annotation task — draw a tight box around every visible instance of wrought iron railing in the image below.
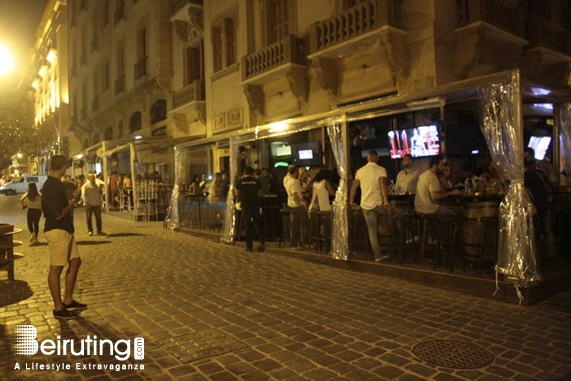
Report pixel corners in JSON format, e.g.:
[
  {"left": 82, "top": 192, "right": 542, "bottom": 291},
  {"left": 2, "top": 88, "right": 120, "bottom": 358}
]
[
  {"left": 242, "top": 34, "right": 303, "bottom": 80},
  {"left": 172, "top": 0, "right": 203, "bottom": 16}
]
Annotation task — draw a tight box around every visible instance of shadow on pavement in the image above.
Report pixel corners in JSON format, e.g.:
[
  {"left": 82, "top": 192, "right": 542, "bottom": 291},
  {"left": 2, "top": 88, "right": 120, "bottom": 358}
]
[
  {"left": 0, "top": 280, "right": 33, "bottom": 307},
  {"left": 76, "top": 240, "right": 112, "bottom": 245},
  {"left": 104, "top": 232, "right": 145, "bottom": 238}
]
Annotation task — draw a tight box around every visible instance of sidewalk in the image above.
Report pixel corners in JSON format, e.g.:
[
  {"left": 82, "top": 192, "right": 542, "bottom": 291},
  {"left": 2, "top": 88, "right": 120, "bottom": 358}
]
[{"left": 1, "top": 209, "right": 570, "bottom": 380}]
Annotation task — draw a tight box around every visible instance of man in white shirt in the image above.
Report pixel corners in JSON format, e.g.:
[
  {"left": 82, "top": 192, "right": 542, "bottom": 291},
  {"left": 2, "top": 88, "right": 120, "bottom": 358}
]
[
  {"left": 350, "top": 150, "right": 392, "bottom": 262},
  {"left": 415, "top": 156, "right": 461, "bottom": 215},
  {"left": 284, "top": 165, "right": 308, "bottom": 249},
  {"left": 395, "top": 154, "right": 419, "bottom": 194},
  {"left": 82, "top": 173, "right": 104, "bottom": 236}
]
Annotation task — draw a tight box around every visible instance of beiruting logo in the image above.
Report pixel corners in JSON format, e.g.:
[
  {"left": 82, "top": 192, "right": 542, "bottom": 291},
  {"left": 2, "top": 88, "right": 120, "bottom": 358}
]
[{"left": 12, "top": 325, "right": 144, "bottom": 371}]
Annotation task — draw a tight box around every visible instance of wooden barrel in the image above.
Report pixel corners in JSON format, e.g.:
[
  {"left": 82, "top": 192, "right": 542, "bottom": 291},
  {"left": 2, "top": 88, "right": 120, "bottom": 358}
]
[{"left": 462, "top": 201, "right": 499, "bottom": 259}]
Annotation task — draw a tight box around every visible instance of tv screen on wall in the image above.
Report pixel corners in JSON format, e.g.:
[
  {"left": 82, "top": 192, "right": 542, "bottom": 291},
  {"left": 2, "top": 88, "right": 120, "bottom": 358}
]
[
  {"left": 293, "top": 142, "right": 321, "bottom": 166},
  {"left": 528, "top": 136, "right": 551, "bottom": 160},
  {"left": 387, "top": 125, "right": 440, "bottom": 159}
]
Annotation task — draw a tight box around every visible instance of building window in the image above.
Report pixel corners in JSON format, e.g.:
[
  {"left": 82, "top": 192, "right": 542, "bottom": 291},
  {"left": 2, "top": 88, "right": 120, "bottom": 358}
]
[
  {"left": 266, "top": 0, "right": 290, "bottom": 45},
  {"left": 212, "top": 14, "right": 237, "bottom": 73},
  {"left": 151, "top": 100, "right": 167, "bottom": 124},
  {"left": 102, "top": 0, "right": 109, "bottom": 27},
  {"left": 184, "top": 44, "right": 203, "bottom": 85},
  {"left": 130, "top": 112, "right": 142, "bottom": 133},
  {"left": 135, "top": 26, "right": 147, "bottom": 80},
  {"left": 104, "top": 126, "right": 113, "bottom": 140},
  {"left": 103, "top": 60, "right": 110, "bottom": 90}
]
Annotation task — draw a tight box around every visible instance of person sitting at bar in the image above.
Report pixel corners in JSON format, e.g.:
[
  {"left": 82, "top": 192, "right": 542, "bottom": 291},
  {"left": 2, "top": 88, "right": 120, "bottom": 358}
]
[
  {"left": 461, "top": 165, "right": 478, "bottom": 194},
  {"left": 415, "top": 156, "right": 462, "bottom": 216},
  {"left": 439, "top": 162, "right": 455, "bottom": 190},
  {"left": 395, "top": 154, "right": 419, "bottom": 194},
  {"left": 350, "top": 150, "right": 392, "bottom": 262}
]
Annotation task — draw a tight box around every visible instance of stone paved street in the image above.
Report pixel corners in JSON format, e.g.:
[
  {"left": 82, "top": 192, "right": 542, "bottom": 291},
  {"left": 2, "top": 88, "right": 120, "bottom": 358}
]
[{"left": 1, "top": 195, "right": 570, "bottom": 380}]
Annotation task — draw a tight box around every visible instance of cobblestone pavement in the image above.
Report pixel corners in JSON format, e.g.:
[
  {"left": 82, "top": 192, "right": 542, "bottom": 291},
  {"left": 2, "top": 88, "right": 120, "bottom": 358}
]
[{"left": 1, "top": 195, "right": 570, "bottom": 380}]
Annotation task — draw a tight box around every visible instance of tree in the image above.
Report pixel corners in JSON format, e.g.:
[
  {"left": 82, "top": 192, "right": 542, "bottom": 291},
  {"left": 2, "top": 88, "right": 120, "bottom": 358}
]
[{"left": 0, "top": 109, "right": 57, "bottom": 169}]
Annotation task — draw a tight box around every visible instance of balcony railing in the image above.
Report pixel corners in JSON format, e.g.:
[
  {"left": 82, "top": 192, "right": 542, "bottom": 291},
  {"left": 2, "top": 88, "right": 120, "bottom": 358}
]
[
  {"left": 456, "top": 0, "right": 524, "bottom": 38},
  {"left": 114, "top": 76, "right": 125, "bottom": 95},
  {"left": 309, "top": 0, "right": 403, "bottom": 54},
  {"left": 134, "top": 57, "right": 147, "bottom": 80},
  {"left": 242, "top": 34, "right": 304, "bottom": 80},
  {"left": 173, "top": 80, "right": 204, "bottom": 109},
  {"left": 527, "top": 15, "right": 570, "bottom": 54}
]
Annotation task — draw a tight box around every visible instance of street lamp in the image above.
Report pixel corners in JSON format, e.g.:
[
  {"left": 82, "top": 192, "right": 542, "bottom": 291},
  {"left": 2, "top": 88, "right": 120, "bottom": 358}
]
[{"left": 0, "top": 43, "right": 15, "bottom": 77}]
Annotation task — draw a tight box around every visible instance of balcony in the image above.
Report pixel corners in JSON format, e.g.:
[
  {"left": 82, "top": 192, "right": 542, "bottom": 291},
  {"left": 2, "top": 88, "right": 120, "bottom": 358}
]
[
  {"left": 134, "top": 57, "right": 147, "bottom": 81},
  {"left": 242, "top": 34, "right": 306, "bottom": 82},
  {"left": 308, "top": 0, "right": 404, "bottom": 55},
  {"left": 114, "top": 76, "right": 125, "bottom": 95},
  {"left": 454, "top": 0, "right": 527, "bottom": 79},
  {"left": 171, "top": 0, "right": 203, "bottom": 19},
  {"left": 456, "top": 0, "right": 524, "bottom": 37},
  {"left": 173, "top": 80, "right": 204, "bottom": 110},
  {"left": 527, "top": 15, "right": 570, "bottom": 55}
]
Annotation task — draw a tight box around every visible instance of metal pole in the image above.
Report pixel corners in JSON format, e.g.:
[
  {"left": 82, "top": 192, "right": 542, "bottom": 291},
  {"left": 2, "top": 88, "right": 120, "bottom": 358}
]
[
  {"left": 553, "top": 104, "right": 561, "bottom": 185},
  {"left": 130, "top": 142, "right": 137, "bottom": 220},
  {"left": 102, "top": 141, "right": 109, "bottom": 212}
]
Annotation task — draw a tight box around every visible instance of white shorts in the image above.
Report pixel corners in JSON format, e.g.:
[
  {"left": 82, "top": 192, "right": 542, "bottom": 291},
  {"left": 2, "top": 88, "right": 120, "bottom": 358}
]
[{"left": 44, "top": 229, "right": 80, "bottom": 266}]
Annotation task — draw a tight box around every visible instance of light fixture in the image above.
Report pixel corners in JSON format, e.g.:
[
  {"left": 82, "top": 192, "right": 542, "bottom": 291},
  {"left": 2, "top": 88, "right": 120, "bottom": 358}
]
[{"left": 134, "top": 135, "right": 143, "bottom": 140}]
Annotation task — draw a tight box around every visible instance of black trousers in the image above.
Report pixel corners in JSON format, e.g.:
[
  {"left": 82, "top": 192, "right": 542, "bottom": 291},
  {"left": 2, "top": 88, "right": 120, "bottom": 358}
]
[
  {"left": 27, "top": 208, "right": 42, "bottom": 235},
  {"left": 86, "top": 204, "right": 102, "bottom": 233},
  {"left": 242, "top": 207, "right": 265, "bottom": 250}
]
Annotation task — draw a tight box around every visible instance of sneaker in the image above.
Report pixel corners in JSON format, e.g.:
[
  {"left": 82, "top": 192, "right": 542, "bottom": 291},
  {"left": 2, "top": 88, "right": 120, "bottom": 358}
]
[
  {"left": 88, "top": 231, "right": 93, "bottom": 236},
  {"left": 53, "top": 308, "right": 76, "bottom": 319},
  {"left": 374, "top": 255, "right": 390, "bottom": 262},
  {"left": 29, "top": 234, "right": 35, "bottom": 242},
  {"left": 63, "top": 300, "right": 88, "bottom": 309}
]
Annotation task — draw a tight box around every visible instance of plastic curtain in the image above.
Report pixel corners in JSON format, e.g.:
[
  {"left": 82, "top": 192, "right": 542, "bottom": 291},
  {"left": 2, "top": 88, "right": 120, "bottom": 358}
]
[
  {"left": 478, "top": 72, "right": 541, "bottom": 289},
  {"left": 327, "top": 122, "right": 349, "bottom": 260},
  {"left": 221, "top": 137, "right": 239, "bottom": 244},
  {"left": 166, "top": 146, "right": 183, "bottom": 230},
  {"left": 559, "top": 104, "right": 571, "bottom": 186}
]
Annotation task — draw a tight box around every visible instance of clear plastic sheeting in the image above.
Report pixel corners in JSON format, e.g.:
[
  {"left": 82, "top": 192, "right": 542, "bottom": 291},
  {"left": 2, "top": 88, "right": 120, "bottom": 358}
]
[
  {"left": 221, "top": 137, "right": 239, "bottom": 244},
  {"left": 478, "top": 71, "right": 541, "bottom": 288},
  {"left": 558, "top": 105, "right": 571, "bottom": 186},
  {"left": 166, "top": 146, "right": 184, "bottom": 230},
  {"left": 327, "top": 121, "right": 349, "bottom": 260}
]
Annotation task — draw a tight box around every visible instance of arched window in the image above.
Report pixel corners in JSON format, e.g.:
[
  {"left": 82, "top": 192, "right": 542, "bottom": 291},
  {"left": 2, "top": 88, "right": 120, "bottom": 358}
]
[
  {"left": 151, "top": 99, "right": 167, "bottom": 124},
  {"left": 130, "top": 111, "right": 142, "bottom": 132},
  {"left": 104, "top": 126, "right": 113, "bottom": 140},
  {"left": 83, "top": 138, "right": 90, "bottom": 149}
]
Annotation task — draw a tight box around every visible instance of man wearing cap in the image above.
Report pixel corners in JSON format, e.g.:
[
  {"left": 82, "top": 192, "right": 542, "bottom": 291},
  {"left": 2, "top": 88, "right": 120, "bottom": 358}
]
[{"left": 42, "top": 155, "right": 87, "bottom": 319}]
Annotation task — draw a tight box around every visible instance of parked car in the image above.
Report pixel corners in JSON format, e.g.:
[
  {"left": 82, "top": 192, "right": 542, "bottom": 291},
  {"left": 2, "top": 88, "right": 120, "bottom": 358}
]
[{"left": 0, "top": 175, "right": 48, "bottom": 195}]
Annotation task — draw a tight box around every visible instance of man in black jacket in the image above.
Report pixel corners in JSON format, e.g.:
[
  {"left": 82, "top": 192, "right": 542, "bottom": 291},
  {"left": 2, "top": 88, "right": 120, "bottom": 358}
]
[{"left": 235, "top": 167, "right": 265, "bottom": 252}]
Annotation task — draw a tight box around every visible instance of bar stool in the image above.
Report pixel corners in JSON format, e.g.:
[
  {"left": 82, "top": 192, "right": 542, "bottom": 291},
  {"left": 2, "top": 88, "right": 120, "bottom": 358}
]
[
  {"left": 350, "top": 209, "right": 370, "bottom": 256},
  {"left": 392, "top": 211, "right": 420, "bottom": 264},
  {"left": 417, "top": 213, "right": 461, "bottom": 271},
  {"left": 463, "top": 216, "right": 498, "bottom": 276}
]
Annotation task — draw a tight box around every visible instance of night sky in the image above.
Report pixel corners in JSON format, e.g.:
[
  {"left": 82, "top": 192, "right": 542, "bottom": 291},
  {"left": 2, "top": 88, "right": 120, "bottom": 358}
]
[{"left": 0, "top": 0, "right": 49, "bottom": 93}]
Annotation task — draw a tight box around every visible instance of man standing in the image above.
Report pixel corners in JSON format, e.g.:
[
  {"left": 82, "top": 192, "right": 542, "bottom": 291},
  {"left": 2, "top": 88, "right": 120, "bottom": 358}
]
[
  {"left": 82, "top": 173, "right": 104, "bottom": 236},
  {"left": 350, "top": 150, "right": 392, "bottom": 262},
  {"left": 395, "top": 154, "right": 419, "bottom": 194},
  {"left": 41, "top": 155, "right": 87, "bottom": 319},
  {"left": 414, "top": 155, "right": 461, "bottom": 216},
  {"left": 235, "top": 167, "right": 265, "bottom": 252},
  {"left": 284, "top": 165, "right": 308, "bottom": 249}
]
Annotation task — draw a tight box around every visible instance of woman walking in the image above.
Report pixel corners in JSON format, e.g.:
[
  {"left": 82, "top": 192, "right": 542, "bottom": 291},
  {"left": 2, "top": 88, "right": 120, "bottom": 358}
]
[{"left": 20, "top": 182, "right": 42, "bottom": 244}]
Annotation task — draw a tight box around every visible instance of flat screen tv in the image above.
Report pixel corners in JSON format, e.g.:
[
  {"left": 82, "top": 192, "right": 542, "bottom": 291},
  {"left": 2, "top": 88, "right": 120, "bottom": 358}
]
[
  {"left": 528, "top": 136, "right": 551, "bottom": 160},
  {"left": 293, "top": 142, "right": 322, "bottom": 166},
  {"left": 387, "top": 125, "right": 440, "bottom": 159}
]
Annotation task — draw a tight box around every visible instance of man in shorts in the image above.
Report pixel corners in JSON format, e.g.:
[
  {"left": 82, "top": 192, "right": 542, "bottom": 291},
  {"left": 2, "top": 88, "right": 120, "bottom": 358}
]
[{"left": 42, "top": 155, "right": 87, "bottom": 319}]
